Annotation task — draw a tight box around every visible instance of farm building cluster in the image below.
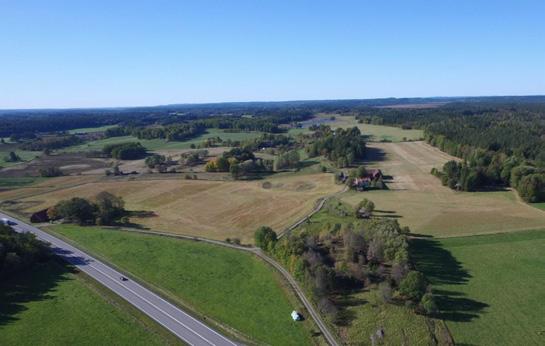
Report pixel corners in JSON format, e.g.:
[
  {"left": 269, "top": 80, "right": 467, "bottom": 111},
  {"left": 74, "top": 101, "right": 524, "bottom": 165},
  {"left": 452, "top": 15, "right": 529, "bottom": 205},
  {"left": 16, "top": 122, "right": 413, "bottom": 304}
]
[{"left": 337, "top": 168, "right": 385, "bottom": 191}]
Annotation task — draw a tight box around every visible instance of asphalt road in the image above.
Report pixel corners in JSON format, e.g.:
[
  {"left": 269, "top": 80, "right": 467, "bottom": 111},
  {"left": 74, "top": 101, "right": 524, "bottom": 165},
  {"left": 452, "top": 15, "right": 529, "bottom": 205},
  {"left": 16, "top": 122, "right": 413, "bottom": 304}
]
[{"left": 1, "top": 212, "right": 237, "bottom": 346}]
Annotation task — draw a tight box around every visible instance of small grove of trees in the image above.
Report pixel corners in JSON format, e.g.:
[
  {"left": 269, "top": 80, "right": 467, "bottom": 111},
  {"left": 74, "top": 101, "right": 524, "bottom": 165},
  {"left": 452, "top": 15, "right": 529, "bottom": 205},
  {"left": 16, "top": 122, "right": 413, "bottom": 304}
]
[
  {"left": 205, "top": 147, "right": 273, "bottom": 179},
  {"left": 4, "top": 151, "right": 21, "bottom": 162},
  {"left": 306, "top": 126, "right": 366, "bottom": 167},
  {"left": 47, "top": 192, "right": 127, "bottom": 226},
  {"left": 433, "top": 160, "right": 545, "bottom": 202},
  {"left": 254, "top": 226, "right": 278, "bottom": 251},
  {"left": 274, "top": 150, "right": 300, "bottom": 170},
  {"left": 39, "top": 167, "right": 64, "bottom": 177},
  {"left": 0, "top": 224, "right": 50, "bottom": 280},
  {"left": 145, "top": 154, "right": 166, "bottom": 168},
  {"left": 268, "top": 200, "right": 437, "bottom": 321},
  {"left": 102, "top": 142, "right": 146, "bottom": 160},
  {"left": 354, "top": 198, "right": 375, "bottom": 218}
]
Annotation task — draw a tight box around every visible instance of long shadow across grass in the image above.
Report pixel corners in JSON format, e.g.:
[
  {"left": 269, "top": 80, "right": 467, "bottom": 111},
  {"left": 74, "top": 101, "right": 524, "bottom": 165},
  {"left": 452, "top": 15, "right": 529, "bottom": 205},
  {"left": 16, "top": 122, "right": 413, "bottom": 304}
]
[
  {"left": 409, "top": 237, "right": 488, "bottom": 323},
  {"left": 0, "top": 259, "right": 72, "bottom": 326}
]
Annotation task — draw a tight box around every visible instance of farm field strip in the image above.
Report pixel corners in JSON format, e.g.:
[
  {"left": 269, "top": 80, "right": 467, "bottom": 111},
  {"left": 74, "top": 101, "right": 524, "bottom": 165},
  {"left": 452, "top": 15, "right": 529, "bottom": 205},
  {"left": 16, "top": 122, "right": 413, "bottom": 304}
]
[
  {"left": 2, "top": 173, "right": 342, "bottom": 243},
  {"left": 341, "top": 141, "right": 545, "bottom": 237}
]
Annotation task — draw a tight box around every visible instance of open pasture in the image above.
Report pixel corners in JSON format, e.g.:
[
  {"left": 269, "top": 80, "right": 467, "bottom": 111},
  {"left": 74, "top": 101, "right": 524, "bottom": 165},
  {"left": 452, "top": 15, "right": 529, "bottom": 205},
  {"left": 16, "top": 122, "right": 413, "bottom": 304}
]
[
  {"left": 412, "top": 229, "right": 545, "bottom": 345},
  {"left": 319, "top": 114, "right": 424, "bottom": 142},
  {"left": 0, "top": 260, "right": 173, "bottom": 345},
  {"left": 7, "top": 173, "right": 341, "bottom": 243},
  {"left": 341, "top": 141, "right": 545, "bottom": 237}
]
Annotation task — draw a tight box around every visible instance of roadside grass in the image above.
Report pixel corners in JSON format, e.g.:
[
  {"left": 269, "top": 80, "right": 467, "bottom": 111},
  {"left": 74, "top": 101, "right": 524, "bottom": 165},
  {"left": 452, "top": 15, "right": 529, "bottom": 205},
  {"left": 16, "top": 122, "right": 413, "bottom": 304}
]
[
  {"left": 0, "top": 259, "right": 175, "bottom": 346},
  {"left": 9, "top": 173, "right": 340, "bottom": 243},
  {"left": 68, "top": 124, "right": 117, "bottom": 134},
  {"left": 62, "top": 128, "right": 264, "bottom": 153},
  {"left": 340, "top": 142, "right": 545, "bottom": 237},
  {"left": 49, "top": 225, "right": 316, "bottom": 345},
  {"left": 411, "top": 229, "right": 545, "bottom": 345}
]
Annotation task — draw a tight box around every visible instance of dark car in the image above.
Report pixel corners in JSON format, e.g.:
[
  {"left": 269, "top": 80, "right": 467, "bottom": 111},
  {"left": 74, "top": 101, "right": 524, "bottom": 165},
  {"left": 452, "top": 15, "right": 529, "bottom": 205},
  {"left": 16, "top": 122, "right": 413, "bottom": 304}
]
[{"left": 120, "top": 276, "right": 128, "bottom": 281}]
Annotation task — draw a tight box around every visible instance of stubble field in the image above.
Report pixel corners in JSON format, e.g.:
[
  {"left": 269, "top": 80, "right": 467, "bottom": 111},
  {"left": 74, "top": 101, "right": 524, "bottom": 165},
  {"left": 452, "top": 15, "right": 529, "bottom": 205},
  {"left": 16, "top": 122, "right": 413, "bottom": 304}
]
[
  {"left": 2, "top": 173, "right": 341, "bottom": 243},
  {"left": 341, "top": 141, "right": 545, "bottom": 237}
]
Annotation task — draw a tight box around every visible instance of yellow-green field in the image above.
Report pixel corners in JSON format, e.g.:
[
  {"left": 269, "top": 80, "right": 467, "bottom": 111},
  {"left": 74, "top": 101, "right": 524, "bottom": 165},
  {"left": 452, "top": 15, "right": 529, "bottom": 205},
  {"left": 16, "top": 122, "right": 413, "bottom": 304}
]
[
  {"left": 2, "top": 173, "right": 341, "bottom": 243},
  {"left": 62, "top": 128, "right": 263, "bottom": 152},
  {"left": 341, "top": 141, "right": 545, "bottom": 237},
  {"left": 319, "top": 114, "right": 424, "bottom": 142}
]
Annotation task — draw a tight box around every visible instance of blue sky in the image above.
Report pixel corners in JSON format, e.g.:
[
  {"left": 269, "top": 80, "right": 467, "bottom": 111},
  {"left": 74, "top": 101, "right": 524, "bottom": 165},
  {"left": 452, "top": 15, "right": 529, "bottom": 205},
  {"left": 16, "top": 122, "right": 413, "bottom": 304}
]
[{"left": 0, "top": 1, "right": 544, "bottom": 108}]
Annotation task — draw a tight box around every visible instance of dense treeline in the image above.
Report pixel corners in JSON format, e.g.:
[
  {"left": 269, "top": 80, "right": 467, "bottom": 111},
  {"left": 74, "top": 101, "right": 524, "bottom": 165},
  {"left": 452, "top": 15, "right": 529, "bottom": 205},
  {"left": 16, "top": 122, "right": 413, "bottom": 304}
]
[
  {"left": 20, "top": 135, "right": 82, "bottom": 151},
  {"left": 0, "top": 224, "right": 50, "bottom": 280},
  {"left": 105, "top": 123, "right": 207, "bottom": 141},
  {"left": 361, "top": 102, "right": 545, "bottom": 202},
  {"left": 306, "top": 126, "right": 366, "bottom": 167},
  {"left": 102, "top": 142, "right": 147, "bottom": 160}
]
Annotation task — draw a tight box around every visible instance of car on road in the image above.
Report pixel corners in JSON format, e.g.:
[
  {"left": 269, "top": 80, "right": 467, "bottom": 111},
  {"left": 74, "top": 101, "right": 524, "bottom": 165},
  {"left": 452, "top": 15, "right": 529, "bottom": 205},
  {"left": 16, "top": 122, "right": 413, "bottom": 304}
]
[
  {"left": 1, "top": 218, "right": 17, "bottom": 226},
  {"left": 120, "top": 276, "right": 128, "bottom": 281}
]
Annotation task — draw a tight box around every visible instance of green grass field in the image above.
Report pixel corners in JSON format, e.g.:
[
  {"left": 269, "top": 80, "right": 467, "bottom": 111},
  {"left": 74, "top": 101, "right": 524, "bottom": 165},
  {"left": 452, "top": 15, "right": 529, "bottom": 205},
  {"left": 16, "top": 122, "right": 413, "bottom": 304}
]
[
  {"left": 531, "top": 202, "right": 545, "bottom": 211},
  {"left": 63, "top": 128, "right": 263, "bottom": 153},
  {"left": 411, "top": 229, "right": 545, "bottom": 345},
  {"left": 49, "top": 225, "right": 315, "bottom": 345},
  {"left": 319, "top": 114, "right": 424, "bottom": 142},
  {"left": 0, "top": 149, "right": 40, "bottom": 167},
  {"left": 341, "top": 290, "right": 438, "bottom": 345},
  {"left": 0, "top": 259, "right": 176, "bottom": 345}
]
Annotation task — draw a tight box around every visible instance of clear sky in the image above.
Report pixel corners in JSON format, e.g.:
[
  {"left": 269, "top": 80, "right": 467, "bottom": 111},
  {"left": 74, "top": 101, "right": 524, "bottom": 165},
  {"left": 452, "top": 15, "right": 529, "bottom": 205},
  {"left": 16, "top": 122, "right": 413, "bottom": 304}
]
[{"left": 1, "top": 0, "right": 544, "bottom": 109}]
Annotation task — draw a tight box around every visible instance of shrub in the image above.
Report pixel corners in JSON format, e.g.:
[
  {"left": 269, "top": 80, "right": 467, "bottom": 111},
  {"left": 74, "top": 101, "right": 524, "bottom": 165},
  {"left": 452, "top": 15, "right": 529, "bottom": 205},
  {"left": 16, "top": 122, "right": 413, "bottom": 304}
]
[
  {"left": 254, "top": 226, "right": 278, "bottom": 250},
  {"left": 420, "top": 293, "right": 438, "bottom": 315},
  {"left": 399, "top": 271, "right": 427, "bottom": 300}
]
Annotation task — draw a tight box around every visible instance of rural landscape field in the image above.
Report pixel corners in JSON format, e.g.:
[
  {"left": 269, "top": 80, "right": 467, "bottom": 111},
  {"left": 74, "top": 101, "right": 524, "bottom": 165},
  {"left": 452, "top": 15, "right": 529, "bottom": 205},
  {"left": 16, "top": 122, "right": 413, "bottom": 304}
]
[{"left": 2, "top": 2, "right": 545, "bottom": 345}]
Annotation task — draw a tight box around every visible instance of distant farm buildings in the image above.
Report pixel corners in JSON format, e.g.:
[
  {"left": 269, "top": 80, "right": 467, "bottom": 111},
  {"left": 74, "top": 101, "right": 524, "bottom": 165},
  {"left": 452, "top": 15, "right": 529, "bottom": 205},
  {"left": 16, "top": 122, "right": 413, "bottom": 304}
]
[{"left": 338, "top": 168, "right": 385, "bottom": 191}]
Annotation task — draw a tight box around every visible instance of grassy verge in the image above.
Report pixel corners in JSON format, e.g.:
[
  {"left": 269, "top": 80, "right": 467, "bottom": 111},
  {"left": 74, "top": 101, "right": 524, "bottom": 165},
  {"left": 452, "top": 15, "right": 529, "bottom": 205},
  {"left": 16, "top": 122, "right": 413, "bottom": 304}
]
[
  {"left": 48, "top": 225, "right": 316, "bottom": 345},
  {"left": 411, "top": 229, "right": 545, "bottom": 345},
  {"left": 0, "top": 259, "right": 177, "bottom": 345}
]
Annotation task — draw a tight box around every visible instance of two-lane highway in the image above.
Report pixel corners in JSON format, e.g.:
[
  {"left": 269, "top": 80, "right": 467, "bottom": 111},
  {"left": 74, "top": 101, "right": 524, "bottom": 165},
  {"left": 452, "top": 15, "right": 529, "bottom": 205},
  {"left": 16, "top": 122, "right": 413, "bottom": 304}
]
[{"left": 1, "top": 212, "right": 237, "bottom": 346}]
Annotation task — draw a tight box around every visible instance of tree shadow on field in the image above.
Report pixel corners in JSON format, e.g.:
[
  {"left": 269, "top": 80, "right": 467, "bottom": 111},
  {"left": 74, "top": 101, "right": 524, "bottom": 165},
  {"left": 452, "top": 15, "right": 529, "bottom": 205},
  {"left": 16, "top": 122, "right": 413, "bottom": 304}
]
[
  {"left": 0, "top": 259, "right": 73, "bottom": 327},
  {"left": 409, "top": 237, "right": 489, "bottom": 322},
  {"left": 362, "top": 146, "right": 387, "bottom": 164}
]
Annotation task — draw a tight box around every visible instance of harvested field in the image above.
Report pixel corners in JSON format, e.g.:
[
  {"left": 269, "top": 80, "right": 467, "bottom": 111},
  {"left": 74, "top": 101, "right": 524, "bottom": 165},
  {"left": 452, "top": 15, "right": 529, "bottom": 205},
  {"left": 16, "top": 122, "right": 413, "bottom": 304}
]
[
  {"left": 0, "top": 153, "right": 108, "bottom": 177},
  {"left": 341, "top": 142, "right": 545, "bottom": 237},
  {"left": 5, "top": 173, "right": 341, "bottom": 243}
]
